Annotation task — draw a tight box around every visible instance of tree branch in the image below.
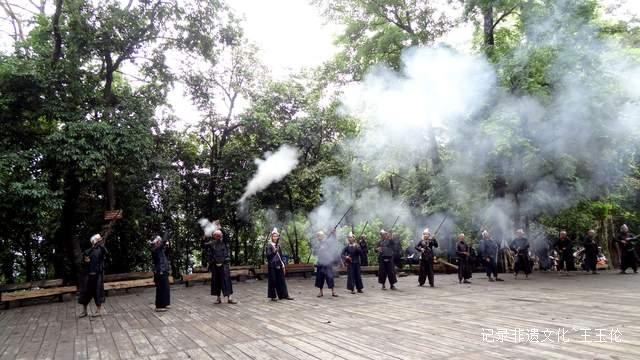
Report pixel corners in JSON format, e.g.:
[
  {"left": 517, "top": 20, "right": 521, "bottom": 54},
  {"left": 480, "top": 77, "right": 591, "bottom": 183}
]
[{"left": 492, "top": 4, "right": 519, "bottom": 31}]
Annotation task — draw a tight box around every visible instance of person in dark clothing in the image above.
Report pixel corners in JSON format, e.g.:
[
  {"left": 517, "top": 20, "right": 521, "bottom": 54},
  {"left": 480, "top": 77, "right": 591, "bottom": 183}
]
[
  {"left": 479, "top": 230, "right": 503, "bottom": 282},
  {"left": 205, "top": 229, "right": 236, "bottom": 304},
  {"left": 342, "top": 232, "right": 364, "bottom": 294},
  {"left": 266, "top": 228, "right": 294, "bottom": 301},
  {"left": 78, "top": 234, "right": 108, "bottom": 318},
  {"left": 510, "top": 229, "right": 532, "bottom": 279},
  {"left": 415, "top": 228, "right": 438, "bottom": 287},
  {"left": 456, "top": 233, "right": 472, "bottom": 284},
  {"left": 554, "top": 231, "right": 575, "bottom": 273},
  {"left": 313, "top": 230, "right": 338, "bottom": 297},
  {"left": 359, "top": 235, "right": 369, "bottom": 266},
  {"left": 377, "top": 230, "right": 397, "bottom": 290},
  {"left": 151, "top": 233, "right": 171, "bottom": 311},
  {"left": 617, "top": 224, "right": 638, "bottom": 274},
  {"left": 583, "top": 230, "right": 599, "bottom": 274}
]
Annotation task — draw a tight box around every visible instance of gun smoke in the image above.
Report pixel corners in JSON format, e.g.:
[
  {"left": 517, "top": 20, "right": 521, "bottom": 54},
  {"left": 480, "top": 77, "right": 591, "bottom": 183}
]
[
  {"left": 304, "top": 1, "right": 640, "bottom": 257},
  {"left": 238, "top": 144, "right": 301, "bottom": 208}
]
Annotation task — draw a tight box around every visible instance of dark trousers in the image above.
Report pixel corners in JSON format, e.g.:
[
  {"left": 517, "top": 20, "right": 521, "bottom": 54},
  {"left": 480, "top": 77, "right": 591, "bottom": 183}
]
[
  {"left": 559, "top": 251, "right": 575, "bottom": 271},
  {"left": 315, "top": 264, "right": 335, "bottom": 289},
  {"left": 458, "top": 258, "right": 471, "bottom": 281},
  {"left": 361, "top": 253, "right": 369, "bottom": 266},
  {"left": 267, "top": 266, "right": 289, "bottom": 299},
  {"left": 347, "top": 263, "right": 363, "bottom": 291},
  {"left": 621, "top": 252, "right": 638, "bottom": 272},
  {"left": 378, "top": 257, "right": 397, "bottom": 286},
  {"left": 154, "top": 272, "right": 171, "bottom": 308},
  {"left": 78, "top": 274, "right": 105, "bottom": 306},
  {"left": 418, "top": 259, "right": 434, "bottom": 287},
  {"left": 584, "top": 254, "right": 597, "bottom": 272},
  {"left": 485, "top": 257, "right": 498, "bottom": 278},
  {"left": 211, "top": 263, "right": 233, "bottom": 297},
  {"left": 514, "top": 254, "right": 531, "bottom": 275}
]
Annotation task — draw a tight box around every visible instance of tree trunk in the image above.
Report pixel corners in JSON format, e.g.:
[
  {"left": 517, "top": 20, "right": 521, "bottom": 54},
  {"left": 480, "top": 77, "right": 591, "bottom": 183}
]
[
  {"left": 53, "top": 167, "right": 82, "bottom": 282},
  {"left": 482, "top": 3, "right": 495, "bottom": 55},
  {"left": 23, "top": 232, "right": 34, "bottom": 282},
  {"left": 52, "top": 0, "right": 64, "bottom": 63}
]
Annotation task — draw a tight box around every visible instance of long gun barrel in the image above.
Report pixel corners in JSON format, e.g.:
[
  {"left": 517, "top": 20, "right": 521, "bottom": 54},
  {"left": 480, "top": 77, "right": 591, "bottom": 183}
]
[
  {"left": 389, "top": 216, "right": 400, "bottom": 233},
  {"left": 358, "top": 221, "right": 369, "bottom": 238}
]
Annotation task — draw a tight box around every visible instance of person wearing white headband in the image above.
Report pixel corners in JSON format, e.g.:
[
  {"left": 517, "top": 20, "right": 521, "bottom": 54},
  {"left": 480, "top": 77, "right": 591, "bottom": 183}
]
[
  {"left": 78, "top": 233, "right": 108, "bottom": 318},
  {"left": 205, "top": 229, "right": 236, "bottom": 304},
  {"left": 376, "top": 229, "right": 397, "bottom": 290},
  {"left": 266, "top": 228, "right": 294, "bottom": 301},
  {"left": 313, "top": 229, "right": 338, "bottom": 298},
  {"left": 554, "top": 230, "right": 575, "bottom": 274},
  {"left": 479, "top": 230, "right": 503, "bottom": 282},
  {"left": 415, "top": 228, "right": 439, "bottom": 287},
  {"left": 617, "top": 224, "right": 638, "bottom": 274},
  {"left": 342, "top": 231, "right": 364, "bottom": 294},
  {"left": 151, "top": 233, "right": 171, "bottom": 311}
]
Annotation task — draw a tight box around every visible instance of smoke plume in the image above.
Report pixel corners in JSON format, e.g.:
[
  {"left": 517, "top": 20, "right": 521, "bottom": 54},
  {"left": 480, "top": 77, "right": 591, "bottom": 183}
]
[{"left": 238, "top": 144, "right": 301, "bottom": 206}]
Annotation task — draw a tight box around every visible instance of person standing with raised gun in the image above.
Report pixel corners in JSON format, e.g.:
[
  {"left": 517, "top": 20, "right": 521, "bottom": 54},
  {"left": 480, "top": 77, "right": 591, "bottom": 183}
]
[
  {"left": 313, "top": 230, "right": 338, "bottom": 297},
  {"left": 78, "top": 233, "right": 108, "bottom": 318},
  {"left": 151, "top": 232, "right": 171, "bottom": 311},
  {"left": 206, "top": 229, "right": 236, "bottom": 304},
  {"left": 266, "top": 228, "right": 294, "bottom": 301},
  {"left": 415, "top": 228, "right": 438, "bottom": 287}
]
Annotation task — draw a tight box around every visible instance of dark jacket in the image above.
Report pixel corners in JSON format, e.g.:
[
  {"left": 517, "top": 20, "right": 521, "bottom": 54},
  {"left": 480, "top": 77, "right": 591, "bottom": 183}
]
[
  {"left": 152, "top": 238, "right": 170, "bottom": 273},
  {"left": 342, "top": 243, "right": 362, "bottom": 265},
  {"left": 206, "top": 239, "right": 231, "bottom": 267},
  {"left": 479, "top": 238, "right": 499, "bottom": 259},
  {"left": 415, "top": 238, "right": 438, "bottom": 259}
]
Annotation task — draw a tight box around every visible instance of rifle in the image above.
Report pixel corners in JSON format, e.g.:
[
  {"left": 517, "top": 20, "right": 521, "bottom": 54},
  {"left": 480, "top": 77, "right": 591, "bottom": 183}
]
[
  {"left": 306, "top": 207, "right": 353, "bottom": 263},
  {"left": 358, "top": 221, "right": 369, "bottom": 238},
  {"left": 389, "top": 216, "right": 400, "bottom": 233},
  {"left": 432, "top": 213, "right": 448, "bottom": 238}
]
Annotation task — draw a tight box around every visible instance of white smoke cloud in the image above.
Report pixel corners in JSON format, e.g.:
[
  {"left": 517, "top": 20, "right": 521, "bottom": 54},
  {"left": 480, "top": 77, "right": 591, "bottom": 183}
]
[
  {"left": 328, "top": 0, "right": 640, "bottom": 250},
  {"left": 198, "top": 218, "right": 218, "bottom": 237},
  {"left": 238, "top": 144, "right": 301, "bottom": 205}
]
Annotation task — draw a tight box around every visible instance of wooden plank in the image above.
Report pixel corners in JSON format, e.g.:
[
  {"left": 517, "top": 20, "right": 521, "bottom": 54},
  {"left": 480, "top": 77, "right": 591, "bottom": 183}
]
[
  {"left": 104, "top": 272, "right": 154, "bottom": 283},
  {"left": 104, "top": 277, "right": 174, "bottom": 291},
  {"left": 1, "top": 286, "right": 77, "bottom": 302},
  {"left": 0, "top": 279, "right": 64, "bottom": 292}
]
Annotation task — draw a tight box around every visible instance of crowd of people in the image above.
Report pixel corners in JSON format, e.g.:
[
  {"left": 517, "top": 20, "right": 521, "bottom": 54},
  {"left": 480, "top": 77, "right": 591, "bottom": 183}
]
[{"left": 75, "top": 223, "right": 638, "bottom": 316}]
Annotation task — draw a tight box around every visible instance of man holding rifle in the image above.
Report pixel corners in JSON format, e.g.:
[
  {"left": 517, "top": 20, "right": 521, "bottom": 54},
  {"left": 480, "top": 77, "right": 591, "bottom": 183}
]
[
  {"left": 479, "top": 230, "right": 503, "bottom": 282},
  {"left": 510, "top": 229, "right": 532, "bottom": 279},
  {"left": 206, "top": 229, "right": 236, "bottom": 304},
  {"left": 377, "top": 229, "right": 397, "bottom": 290},
  {"left": 313, "top": 230, "right": 338, "bottom": 297},
  {"left": 617, "top": 224, "right": 638, "bottom": 274},
  {"left": 78, "top": 233, "right": 108, "bottom": 318},
  {"left": 266, "top": 228, "right": 294, "bottom": 301},
  {"left": 415, "top": 228, "right": 438, "bottom": 287}
]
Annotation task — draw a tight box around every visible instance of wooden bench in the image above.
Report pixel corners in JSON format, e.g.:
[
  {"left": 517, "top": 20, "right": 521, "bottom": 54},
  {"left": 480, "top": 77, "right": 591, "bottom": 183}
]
[
  {"left": 182, "top": 269, "right": 251, "bottom": 287},
  {"left": 104, "top": 271, "right": 154, "bottom": 282},
  {"left": 1, "top": 272, "right": 175, "bottom": 308},
  {"left": 1, "top": 280, "right": 76, "bottom": 309},
  {"left": 337, "top": 265, "right": 379, "bottom": 275},
  {"left": 255, "top": 263, "right": 315, "bottom": 280},
  {"left": 104, "top": 276, "right": 174, "bottom": 295}
]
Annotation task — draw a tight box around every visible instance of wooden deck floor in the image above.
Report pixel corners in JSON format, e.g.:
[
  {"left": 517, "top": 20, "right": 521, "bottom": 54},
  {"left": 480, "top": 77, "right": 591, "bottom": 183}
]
[{"left": 1, "top": 271, "right": 639, "bottom": 360}]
